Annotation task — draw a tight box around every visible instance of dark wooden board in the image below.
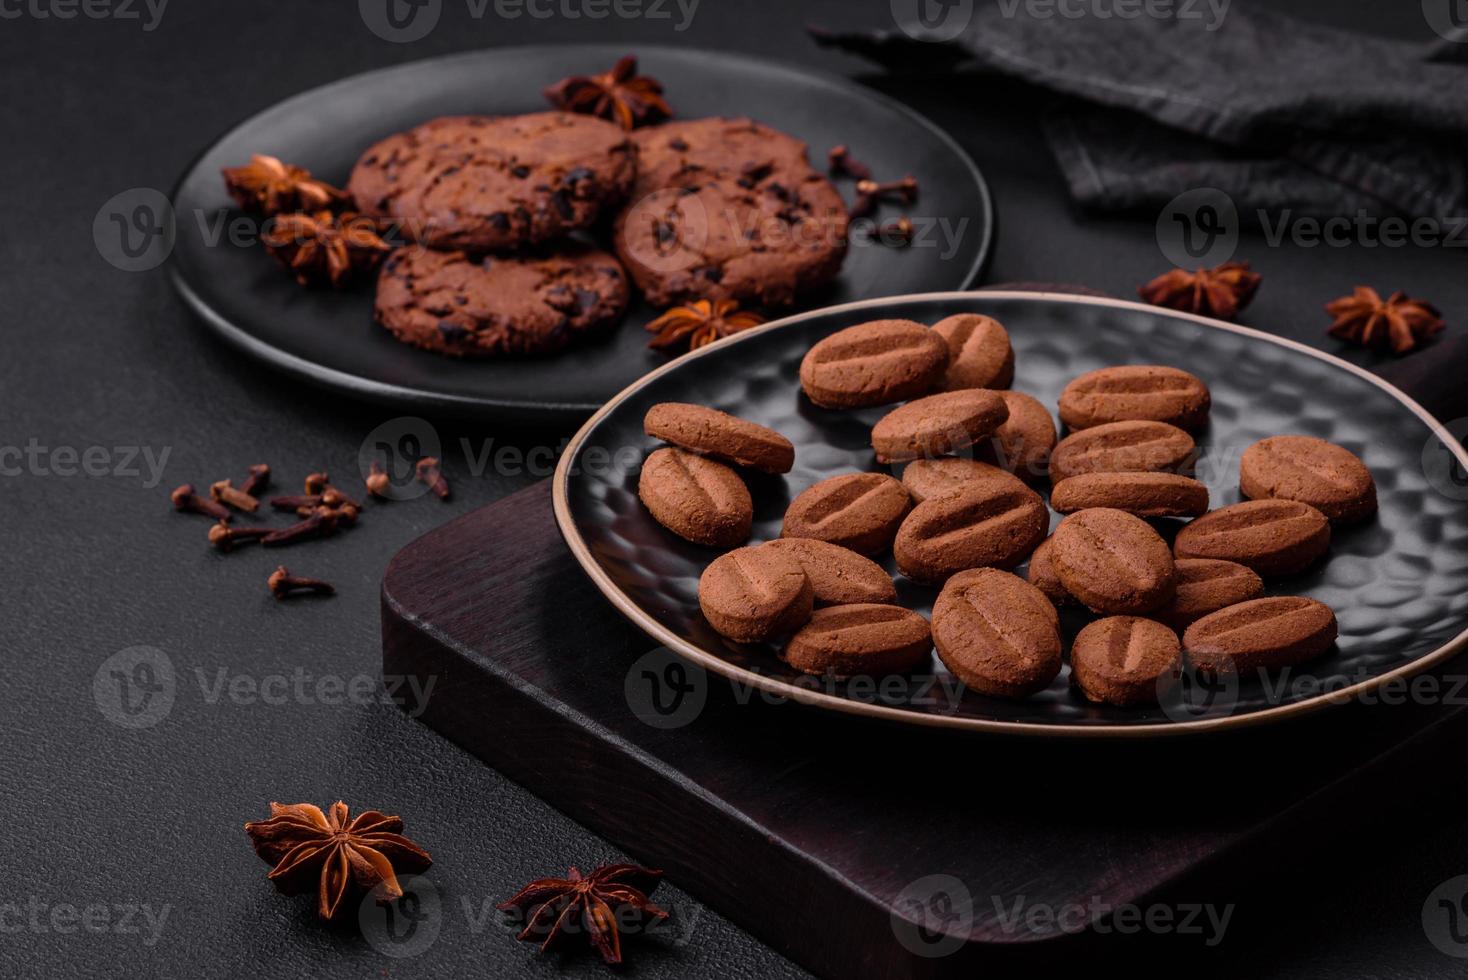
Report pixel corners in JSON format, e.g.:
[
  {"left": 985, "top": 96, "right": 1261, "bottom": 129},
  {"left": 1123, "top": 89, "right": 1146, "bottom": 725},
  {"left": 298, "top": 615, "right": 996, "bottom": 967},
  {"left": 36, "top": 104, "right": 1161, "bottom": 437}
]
[{"left": 382, "top": 479, "right": 1468, "bottom": 977}]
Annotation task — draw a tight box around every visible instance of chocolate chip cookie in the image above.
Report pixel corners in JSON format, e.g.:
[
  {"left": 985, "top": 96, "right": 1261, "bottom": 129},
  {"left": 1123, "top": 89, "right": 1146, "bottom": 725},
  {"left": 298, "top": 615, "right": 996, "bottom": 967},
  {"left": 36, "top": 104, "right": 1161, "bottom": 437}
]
[
  {"left": 374, "top": 244, "right": 630, "bottom": 357},
  {"left": 348, "top": 112, "right": 635, "bottom": 252}
]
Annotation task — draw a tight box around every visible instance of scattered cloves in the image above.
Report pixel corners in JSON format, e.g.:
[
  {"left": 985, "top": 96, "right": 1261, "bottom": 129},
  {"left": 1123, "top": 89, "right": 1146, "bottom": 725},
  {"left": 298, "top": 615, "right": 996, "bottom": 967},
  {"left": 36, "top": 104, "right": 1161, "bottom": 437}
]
[
  {"left": 856, "top": 176, "right": 919, "bottom": 204},
  {"left": 366, "top": 461, "right": 391, "bottom": 499},
  {"left": 211, "top": 479, "right": 260, "bottom": 514},
  {"left": 827, "top": 144, "right": 872, "bottom": 181},
  {"left": 415, "top": 457, "right": 450, "bottom": 500},
  {"left": 208, "top": 521, "right": 273, "bottom": 553},
  {"left": 269, "top": 494, "right": 323, "bottom": 513},
  {"left": 262, "top": 513, "right": 331, "bottom": 548},
  {"left": 268, "top": 566, "right": 335, "bottom": 599},
  {"left": 171, "top": 483, "right": 232, "bottom": 521},
  {"left": 877, "top": 216, "right": 915, "bottom": 247},
  {"left": 321, "top": 487, "right": 361, "bottom": 510},
  {"left": 240, "top": 464, "right": 271, "bottom": 497}
]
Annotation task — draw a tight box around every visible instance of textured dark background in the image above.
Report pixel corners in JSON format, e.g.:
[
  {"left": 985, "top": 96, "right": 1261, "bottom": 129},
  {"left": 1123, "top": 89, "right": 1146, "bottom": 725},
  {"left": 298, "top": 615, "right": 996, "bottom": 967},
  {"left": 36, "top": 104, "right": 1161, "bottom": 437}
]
[{"left": 3, "top": 0, "right": 1467, "bottom": 976}]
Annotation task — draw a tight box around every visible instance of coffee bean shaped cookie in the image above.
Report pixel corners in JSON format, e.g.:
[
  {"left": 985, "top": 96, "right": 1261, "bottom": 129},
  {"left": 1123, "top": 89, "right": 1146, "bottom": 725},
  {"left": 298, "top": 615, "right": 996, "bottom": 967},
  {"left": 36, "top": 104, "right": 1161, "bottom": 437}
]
[
  {"left": 1070, "top": 616, "right": 1183, "bottom": 707},
  {"left": 1050, "top": 472, "right": 1210, "bottom": 518},
  {"left": 1058, "top": 365, "right": 1211, "bottom": 432},
  {"left": 893, "top": 483, "right": 1048, "bottom": 584},
  {"left": 782, "top": 472, "right": 912, "bottom": 556},
  {"left": 1239, "top": 435, "right": 1377, "bottom": 523},
  {"left": 932, "top": 568, "right": 1062, "bottom": 698},
  {"left": 638, "top": 447, "right": 752, "bottom": 548},
  {"left": 1025, "top": 536, "right": 1074, "bottom": 607},
  {"left": 782, "top": 604, "right": 932, "bottom": 677},
  {"left": 1173, "top": 499, "right": 1330, "bottom": 577},
  {"left": 870, "top": 390, "right": 1009, "bottom": 464},
  {"left": 1151, "top": 559, "right": 1264, "bottom": 631},
  {"left": 1183, "top": 596, "right": 1338, "bottom": 673},
  {"left": 900, "top": 458, "right": 1027, "bottom": 504},
  {"left": 932, "top": 314, "right": 1014, "bottom": 391},
  {"left": 974, "top": 391, "right": 1058, "bottom": 482},
  {"left": 760, "top": 538, "right": 897, "bottom": 607},
  {"left": 698, "top": 546, "right": 814, "bottom": 643},
  {"left": 1050, "top": 508, "right": 1177, "bottom": 614},
  {"left": 799, "top": 320, "right": 948, "bottom": 409},
  {"left": 645, "top": 402, "right": 795, "bottom": 474},
  {"left": 1048, "top": 420, "right": 1196, "bottom": 484}
]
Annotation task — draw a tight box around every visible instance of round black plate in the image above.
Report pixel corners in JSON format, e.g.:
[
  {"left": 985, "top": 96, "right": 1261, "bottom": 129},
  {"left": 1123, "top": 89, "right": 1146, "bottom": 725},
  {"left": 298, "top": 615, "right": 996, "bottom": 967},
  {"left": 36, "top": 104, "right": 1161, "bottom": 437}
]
[
  {"left": 555, "top": 292, "right": 1468, "bottom": 737},
  {"left": 168, "top": 44, "right": 992, "bottom": 420}
]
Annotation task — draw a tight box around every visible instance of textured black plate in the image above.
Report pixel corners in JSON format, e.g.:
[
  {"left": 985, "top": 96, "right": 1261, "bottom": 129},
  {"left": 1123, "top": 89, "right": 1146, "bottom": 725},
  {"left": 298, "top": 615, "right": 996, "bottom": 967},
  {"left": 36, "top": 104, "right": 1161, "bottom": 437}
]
[
  {"left": 555, "top": 292, "right": 1468, "bottom": 736},
  {"left": 168, "top": 44, "right": 991, "bottom": 420}
]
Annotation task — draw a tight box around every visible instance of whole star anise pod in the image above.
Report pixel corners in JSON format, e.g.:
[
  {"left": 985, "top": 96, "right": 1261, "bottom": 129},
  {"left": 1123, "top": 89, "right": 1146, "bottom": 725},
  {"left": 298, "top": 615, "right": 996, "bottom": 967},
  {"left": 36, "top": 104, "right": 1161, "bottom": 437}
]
[
  {"left": 1325, "top": 286, "right": 1445, "bottom": 354},
  {"left": 497, "top": 863, "right": 668, "bottom": 965},
  {"left": 261, "top": 211, "right": 390, "bottom": 288},
  {"left": 243, "top": 801, "right": 433, "bottom": 922},
  {"left": 646, "top": 299, "right": 766, "bottom": 352},
  {"left": 545, "top": 55, "right": 671, "bottom": 131},
  {"left": 1138, "top": 261, "right": 1262, "bottom": 321},
  {"left": 222, "top": 154, "right": 346, "bottom": 216}
]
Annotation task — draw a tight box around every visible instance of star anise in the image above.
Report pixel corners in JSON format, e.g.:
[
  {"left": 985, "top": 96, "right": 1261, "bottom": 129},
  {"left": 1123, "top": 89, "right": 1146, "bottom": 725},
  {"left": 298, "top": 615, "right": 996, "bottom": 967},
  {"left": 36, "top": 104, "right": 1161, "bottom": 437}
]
[
  {"left": 544, "top": 55, "right": 671, "bottom": 131},
  {"left": 1138, "top": 261, "right": 1262, "bottom": 321},
  {"left": 261, "top": 211, "right": 390, "bottom": 288},
  {"left": 243, "top": 801, "right": 433, "bottom": 922},
  {"left": 1325, "top": 286, "right": 1445, "bottom": 354},
  {"left": 646, "top": 299, "right": 766, "bottom": 352},
  {"left": 222, "top": 154, "right": 347, "bottom": 216},
  {"left": 497, "top": 863, "right": 668, "bottom": 965}
]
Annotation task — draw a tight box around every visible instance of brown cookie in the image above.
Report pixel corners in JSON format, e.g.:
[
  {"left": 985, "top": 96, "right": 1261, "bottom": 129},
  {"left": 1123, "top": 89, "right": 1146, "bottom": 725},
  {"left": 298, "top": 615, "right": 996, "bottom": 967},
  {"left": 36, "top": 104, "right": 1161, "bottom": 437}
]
[
  {"left": 974, "top": 391, "right": 1058, "bottom": 482},
  {"left": 1239, "top": 435, "right": 1377, "bottom": 523},
  {"left": 1050, "top": 508, "right": 1177, "bottom": 614},
  {"left": 1025, "top": 536, "right": 1074, "bottom": 607},
  {"left": 1183, "top": 596, "right": 1338, "bottom": 673},
  {"left": 616, "top": 119, "right": 847, "bottom": 308},
  {"left": 782, "top": 604, "right": 932, "bottom": 677},
  {"left": 900, "top": 458, "right": 1027, "bottom": 504},
  {"left": 760, "top": 538, "right": 897, "bottom": 607},
  {"left": 698, "top": 546, "right": 814, "bottom": 643},
  {"left": 1070, "top": 616, "right": 1183, "bottom": 707},
  {"left": 349, "top": 113, "right": 635, "bottom": 252},
  {"left": 1173, "top": 499, "right": 1330, "bottom": 577},
  {"left": 781, "top": 472, "right": 912, "bottom": 556},
  {"left": 799, "top": 320, "right": 949, "bottom": 409},
  {"left": 638, "top": 447, "right": 752, "bottom": 548},
  {"left": 1048, "top": 420, "right": 1196, "bottom": 484},
  {"left": 931, "top": 568, "right": 1062, "bottom": 698},
  {"left": 1058, "top": 365, "right": 1211, "bottom": 432},
  {"left": 932, "top": 314, "right": 1014, "bottom": 391},
  {"left": 870, "top": 390, "right": 1009, "bottom": 464},
  {"left": 374, "top": 244, "right": 629, "bottom": 357},
  {"left": 644, "top": 402, "right": 795, "bottom": 474},
  {"left": 1050, "top": 472, "right": 1210, "bottom": 518},
  {"left": 1150, "top": 559, "right": 1265, "bottom": 631},
  {"left": 893, "top": 482, "right": 1049, "bottom": 584}
]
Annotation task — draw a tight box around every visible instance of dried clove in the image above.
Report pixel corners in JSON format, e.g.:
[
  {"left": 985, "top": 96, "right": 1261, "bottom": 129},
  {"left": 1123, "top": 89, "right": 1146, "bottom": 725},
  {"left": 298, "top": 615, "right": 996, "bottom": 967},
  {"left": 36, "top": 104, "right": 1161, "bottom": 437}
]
[
  {"left": 415, "top": 457, "right": 450, "bottom": 500},
  {"left": 857, "top": 176, "right": 919, "bottom": 204},
  {"left": 211, "top": 479, "right": 260, "bottom": 514},
  {"left": 172, "top": 483, "right": 232, "bottom": 521},
  {"left": 267, "top": 566, "right": 336, "bottom": 599},
  {"left": 366, "top": 460, "right": 391, "bottom": 499},
  {"left": 208, "top": 521, "right": 273, "bottom": 553},
  {"left": 262, "top": 513, "right": 332, "bottom": 547},
  {"left": 877, "top": 216, "right": 915, "bottom": 247},
  {"left": 304, "top": 471, "right": 330, "bottom": 495},
  {"left": 827, "top": 145, "right": 872, "bottom": 181},
  {"left": 269, "top": 494, "right": 324, "bottom": 513},
  {"left": 240, "top": 464, "right": 271, "bottom": 496}
]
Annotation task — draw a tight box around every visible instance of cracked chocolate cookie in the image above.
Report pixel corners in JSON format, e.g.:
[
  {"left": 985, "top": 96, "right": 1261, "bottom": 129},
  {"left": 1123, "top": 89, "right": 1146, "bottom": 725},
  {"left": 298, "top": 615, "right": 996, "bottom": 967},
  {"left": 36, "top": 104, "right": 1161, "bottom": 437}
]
[
  {"left": 614, "top": 117, "right": 849, "bottom": 308},
  {"left": 374, "top": 244, "right": 630, "bottom": 357},
  {"left": 348, "top": 113, "right": 635, "bottom": 252}
]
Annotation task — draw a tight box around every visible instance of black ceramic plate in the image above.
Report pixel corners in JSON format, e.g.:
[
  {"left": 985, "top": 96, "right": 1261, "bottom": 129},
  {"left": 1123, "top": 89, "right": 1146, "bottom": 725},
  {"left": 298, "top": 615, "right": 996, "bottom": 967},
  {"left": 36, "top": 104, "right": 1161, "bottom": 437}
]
[
  {"left": 555, "top": 292, "right": 1468, "bottom": 737},
  {"left": 168, "top": 44, "right": 991, "bottom": 420}
]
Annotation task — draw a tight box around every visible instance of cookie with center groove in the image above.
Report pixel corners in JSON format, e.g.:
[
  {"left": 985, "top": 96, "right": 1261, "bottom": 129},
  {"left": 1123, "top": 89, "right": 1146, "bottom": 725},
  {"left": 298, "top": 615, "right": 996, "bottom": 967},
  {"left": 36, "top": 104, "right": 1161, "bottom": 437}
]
[
  {"left": 932, "top": 314, "right": 1014, "bottom": 391},
  {"left": 759, "top": 538, "right": 897, "bottom": 606},
  {"left": 931, "top": 568, "right": 1061, "bottom": 699},
  {"left": 870, "top": 389, "right": 1009, "bottom": 463},
  {"left": 1239, "top": 435, "right": 1376, "bottom": 523},
  {"left": 1071, "top": 616, "right": 1183, "bottom": 707},
  {"left": 1050, "top": 508, "right": 1177, "bottom": 614},
  {"left": 638, "top": 447, "right": 752, "bottom": 548},
  {"left": 1058, "top": 365, "right": 1210, "bottom": 432},
  {"left": 1183, "top": 596, "right": 1338, "bottom": 673},
  {"left": 781, "top": 472, "right": 912, "bottom": 556},
  {"left": 1050, "top": 472, "right": 1209, "bottom": 518},
  {"left": 799, "top": 320, "right": 949, "bottom": 409},
  {"left": 698, "top": 545, "right": 814, "bottom": 643},
  {"left": 1173, "top": 499, "right": 1330, "bottom": 577},
  {"left": 644, "top": 402, "right": 795, "bottom": 474},
  {"left": 782, "top": 604, "right": 932, "bottom": 677}
]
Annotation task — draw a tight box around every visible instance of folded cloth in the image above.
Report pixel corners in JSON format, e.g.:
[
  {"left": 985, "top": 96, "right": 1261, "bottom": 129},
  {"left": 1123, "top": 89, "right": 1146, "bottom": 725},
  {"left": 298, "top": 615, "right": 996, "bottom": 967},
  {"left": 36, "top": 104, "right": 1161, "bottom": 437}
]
[{"left": 810, "top": 5, "right": 1468, "bottom": 223}]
